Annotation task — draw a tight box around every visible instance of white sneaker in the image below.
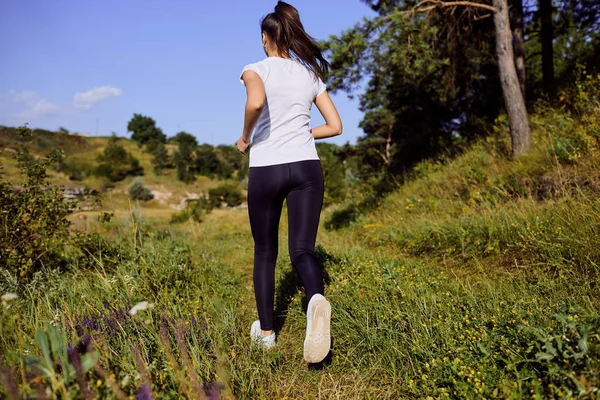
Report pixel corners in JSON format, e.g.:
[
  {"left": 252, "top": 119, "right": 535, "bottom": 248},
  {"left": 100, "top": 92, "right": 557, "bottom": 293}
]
[
  {"left": 250, "top": 320, "right": 276, "bottom": 349},
  {"left": 303, "top": 294, "right": 331, "bottom": 363}
]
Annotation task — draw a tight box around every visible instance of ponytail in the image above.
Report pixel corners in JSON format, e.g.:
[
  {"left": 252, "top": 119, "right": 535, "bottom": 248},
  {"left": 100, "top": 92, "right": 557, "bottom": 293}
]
[{"left": 261, "top": 1, "right": 329, "bottom": 79}]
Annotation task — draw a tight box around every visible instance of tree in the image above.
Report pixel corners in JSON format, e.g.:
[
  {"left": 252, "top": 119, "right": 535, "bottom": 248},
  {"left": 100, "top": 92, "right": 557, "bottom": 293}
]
[
  {"left": 150, "top": 142, "right": 171, "bottom": 175},
  {"left": 173, "top": 135, "right": 197, "bottom": 184},
  {"left": 172, "top": 131, "right": 198, "bottom": 148},
  {"left": 493, "top": 0, "right": 531, "bottom": 154},
  {"left": 539, "top": 0, "right": 556, "bottom": 97},
  {"left": 413, "top": 0, "right": 531, "bottom": 154},
  {"left": 510, "top": 0, "right": 526, "bottom": 98},
  {"left": 326, "top": 0, "right": 531, "bottom": 159},
  {"left": 127, "top": 114, "right": 166, "bottom": 148},
  {"left": 194, "top": 145, "right": 232, "bottom": 179},
  {"left": 216, "top": 145, "right": 248, "bottom": 180},
  {"left": 95, "top": 142, "right": 144, "bottom": 182}
]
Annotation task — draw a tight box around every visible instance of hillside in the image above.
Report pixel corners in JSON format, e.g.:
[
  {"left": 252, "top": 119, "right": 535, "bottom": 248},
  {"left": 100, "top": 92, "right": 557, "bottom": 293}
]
[
  {"left": 0, "top": 127, "right": 230, "bottom": 220},
  {"left": 1, "top": 97, "right": 599, "bottom": 398}
]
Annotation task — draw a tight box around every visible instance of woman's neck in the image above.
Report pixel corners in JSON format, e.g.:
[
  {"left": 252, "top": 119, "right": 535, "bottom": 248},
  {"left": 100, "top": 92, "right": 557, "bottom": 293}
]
[{"left": 266, "top": 47, "right": 289, "bottom": 59}]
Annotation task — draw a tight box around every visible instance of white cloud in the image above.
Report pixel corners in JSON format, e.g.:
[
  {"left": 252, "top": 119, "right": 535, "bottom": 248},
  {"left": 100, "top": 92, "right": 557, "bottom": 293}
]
[
  {"left": 9, "top": 90, "right": 62, "bottom": 120},
  {"left": 73, "top": 86, "right": 122, "bottom": 110}
]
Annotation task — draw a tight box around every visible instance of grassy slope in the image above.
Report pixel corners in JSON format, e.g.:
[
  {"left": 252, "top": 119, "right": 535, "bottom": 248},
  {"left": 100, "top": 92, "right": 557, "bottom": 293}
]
[
  {"left": 0, "top": 130, "right": 218, "bottom": 219},
  {"left": 1, "top": 105, "right": 600, "bottom": 399}
]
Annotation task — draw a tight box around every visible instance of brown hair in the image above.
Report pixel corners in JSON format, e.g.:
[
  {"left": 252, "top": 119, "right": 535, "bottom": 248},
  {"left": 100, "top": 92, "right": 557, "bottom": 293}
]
[{"left": 261, "top": 1, "right": 330, "bottom": 79}]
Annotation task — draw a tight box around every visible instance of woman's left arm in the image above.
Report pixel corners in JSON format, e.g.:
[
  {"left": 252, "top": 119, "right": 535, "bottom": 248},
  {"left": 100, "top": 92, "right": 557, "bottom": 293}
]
[{"left": 237, "top": 71, "right": 265, "bottom": 154}]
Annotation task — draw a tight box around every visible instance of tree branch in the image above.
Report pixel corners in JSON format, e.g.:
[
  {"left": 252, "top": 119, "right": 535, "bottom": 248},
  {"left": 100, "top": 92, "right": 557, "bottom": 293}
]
[
  {"left": 415, "top": 0, "right": 496, "bottom": 13},
  {"left": 382, "top": 0, "right": 497, "bottom": 20}
]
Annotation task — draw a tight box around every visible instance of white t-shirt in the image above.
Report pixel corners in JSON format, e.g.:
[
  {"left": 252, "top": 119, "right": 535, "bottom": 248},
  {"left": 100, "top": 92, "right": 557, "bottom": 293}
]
[{"left": 240, "top": 57, "right": 327, "bottom": 167}]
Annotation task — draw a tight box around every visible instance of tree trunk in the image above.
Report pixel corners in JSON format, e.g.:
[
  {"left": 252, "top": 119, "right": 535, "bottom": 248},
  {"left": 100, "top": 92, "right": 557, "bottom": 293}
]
[
  {"left": 493, "top": 0, "right": 531, "bottom": 155},
  {"left": 509, "top": 0, "right": 526, "bottom": 99},
  {"left": 539, "top": 0, "right": 555, "bottom": 97}
]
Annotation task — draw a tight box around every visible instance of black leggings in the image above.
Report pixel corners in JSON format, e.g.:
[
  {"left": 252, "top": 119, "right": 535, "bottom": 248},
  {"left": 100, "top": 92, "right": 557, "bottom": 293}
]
[{"left": 248, "top": 160, "right": 325, "bottom": 331}]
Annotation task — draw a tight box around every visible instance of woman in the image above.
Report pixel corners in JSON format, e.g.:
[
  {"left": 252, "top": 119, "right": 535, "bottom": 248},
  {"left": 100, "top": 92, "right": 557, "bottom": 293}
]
[{"left": 236, "top": 1, "right": 342, "bottom": 363}]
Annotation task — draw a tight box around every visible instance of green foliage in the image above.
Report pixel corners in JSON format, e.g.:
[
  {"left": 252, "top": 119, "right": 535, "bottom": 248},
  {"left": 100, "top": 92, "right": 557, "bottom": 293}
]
[
  {"left": 189, "top": 195, "right": 214, "bottom": 222},
  {"left": 324, "top": 4, "right": 500, "bottom": 171},
  {"left": 128, "top": 178, "right": 154, "bottom": 201},
  {"left": 0, "top": 237, "right": 229, "bottom": 398},
  {"left": 170, "top": 194, "right": 214, "bottom": 224},
  {"left": 95, "top": 141, "right": 144, "bottom": 182},
  {"left": 127, "top": 113, "right": 166, "bottom": 148},
  {"left": 169, "top": 209, "right": 190, "bottom": 224},
  {"left": 172, "top": 131, "right": 198, "bottom": 148},
  {"left": 151, "top": 143, "right": 171, "bottom": 175},
  {"left": 174, "top": 135, "right": 197, "bottom": 184},
  {"left": 545, "top": 71, "right": 600, "bottom": 164},
  {"left": 0, "top": 128, "right": 72, "bottom": 279},
  {"left": 316, "top": 143, "right": 347, "bottom": 206},
  {"left": 0, "top": 126, "right": 92, "bottom": 156},
  {"left": 2, "top": 101, "right": 600, "bottom": 397},
  {"left": 208, "top": 183, "right": 244, "bottom": 208},
  {"left": 61, "top": 158, "right": 95, "bottom": 181},
  {"left": 194, "top": 145, "right": 233, "bottom": 180},
  {"left": 217, "top": 145, "right": 248, "bottom": 180}
]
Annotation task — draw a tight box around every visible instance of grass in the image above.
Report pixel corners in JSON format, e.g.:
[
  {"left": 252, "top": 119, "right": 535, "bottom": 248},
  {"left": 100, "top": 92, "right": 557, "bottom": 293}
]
[{"left": 1, "top": 101, "right": 600, "bottom": 398}]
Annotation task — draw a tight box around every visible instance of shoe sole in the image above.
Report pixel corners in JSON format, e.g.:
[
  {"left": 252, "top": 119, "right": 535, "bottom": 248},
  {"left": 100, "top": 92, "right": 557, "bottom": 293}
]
[{"left": 303, "top": 298, "right": 331, "bottom": 363}]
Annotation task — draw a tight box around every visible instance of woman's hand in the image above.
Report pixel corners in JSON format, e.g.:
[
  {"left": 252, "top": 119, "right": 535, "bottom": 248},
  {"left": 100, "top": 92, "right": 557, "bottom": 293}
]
[{"left": 236, "top": 137, "right": 250, "bottom": 155}]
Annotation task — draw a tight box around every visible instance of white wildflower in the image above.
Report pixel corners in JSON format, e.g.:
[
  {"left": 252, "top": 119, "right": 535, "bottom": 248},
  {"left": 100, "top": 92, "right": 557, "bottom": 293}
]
[
  {"left": 1, "top": 292, "right": 17, "bottom": 307},
  {"left": 129, "top": 301, "right": 154, "bottom": 316}
]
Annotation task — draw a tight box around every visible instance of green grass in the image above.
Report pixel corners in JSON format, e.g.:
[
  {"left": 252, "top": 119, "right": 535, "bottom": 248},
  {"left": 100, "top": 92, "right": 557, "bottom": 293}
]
[{"left": 1, "top": 103, "right": 600, "bottom": 398}]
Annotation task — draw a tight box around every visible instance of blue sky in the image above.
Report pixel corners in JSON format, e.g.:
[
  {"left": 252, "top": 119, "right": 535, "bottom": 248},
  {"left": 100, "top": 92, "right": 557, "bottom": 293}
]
[{"left": 0, "top": 0, "right": 376, "bottom": 145}]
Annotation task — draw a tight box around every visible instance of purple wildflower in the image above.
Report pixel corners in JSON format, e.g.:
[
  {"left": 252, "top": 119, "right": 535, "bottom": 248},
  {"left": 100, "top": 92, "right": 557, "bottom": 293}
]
[
  {"left": 135, "top": 383, "right": 154, "bottom": 400},
  {"left": 204, "top": 383, "right": 223, "bottom": 400},
  {"left": 75, "top": 323, "right": 84, "bottom": 337}
]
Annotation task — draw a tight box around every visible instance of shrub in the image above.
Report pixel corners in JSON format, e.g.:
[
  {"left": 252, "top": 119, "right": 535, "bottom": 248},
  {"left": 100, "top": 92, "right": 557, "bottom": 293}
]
[
  {"left": 317, "top": 143, "right": 347, "bottom": 206},
  {"left": 128, "top": 179, "right": 154, "bottom": 201},
  {"left": 194, "top": 145, "right": 232, "bottom": 180},
  {"left": 0, "top": 128, "right": 72, "bottom": 279},
  {"left": 95, "top": 142, "right": 144, "bottom": 182},
  {"left": 170, "top": 209, "right": 190, "bottom": 224},
  {"left": 189, "top": 195, "right": 213, "bottom": 222},
  {"left": 150, "top": 142, "right": 171, "bottom": 175},
  {"left": 208, "top": 183, "right": 244, "bottom": 208},
  {"left": 169, "top": 195, "right": 212, "bottom": 224}
]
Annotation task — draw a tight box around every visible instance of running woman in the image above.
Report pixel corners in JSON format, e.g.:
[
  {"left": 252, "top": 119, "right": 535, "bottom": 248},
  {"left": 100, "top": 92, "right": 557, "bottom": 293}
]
[{"left": 237, "top": 1, "right": 343, "bottom": 363}]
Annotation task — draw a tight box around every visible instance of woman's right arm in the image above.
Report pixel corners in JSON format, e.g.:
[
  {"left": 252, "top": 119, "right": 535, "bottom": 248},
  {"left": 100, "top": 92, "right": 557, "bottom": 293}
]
[{"left": 311, "top": 91, "right": 342, "bottom": 139}]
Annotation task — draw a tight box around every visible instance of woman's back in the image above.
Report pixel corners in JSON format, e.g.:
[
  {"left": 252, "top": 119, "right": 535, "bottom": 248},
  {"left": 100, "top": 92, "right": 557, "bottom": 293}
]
[{"left": 240, "top": 57, "right": 326, "bottom": 167}]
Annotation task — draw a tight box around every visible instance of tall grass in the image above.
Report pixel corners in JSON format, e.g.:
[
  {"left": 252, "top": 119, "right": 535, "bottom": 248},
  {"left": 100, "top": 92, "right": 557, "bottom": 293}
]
[{"left": 1, "top": 79, "right": 600, "bottom": 398}]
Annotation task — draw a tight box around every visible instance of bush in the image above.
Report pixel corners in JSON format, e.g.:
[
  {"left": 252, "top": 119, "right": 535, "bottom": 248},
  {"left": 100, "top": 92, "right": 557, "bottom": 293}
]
[
  {"left": 170, "top": 209, "right": 190, "bottom": 224},
  {"left": 317, "top": 143, "right": 347, "bottom": 206},
  {"left": 208, "top": 183, "right": 244, "bottom": 208},
  {"left": 128, "top": 179, "right": 154, "bottom": 201},
  {"left": 0, "top": 128, "right": 72, "bottom": 279},
  {"left": 194, "top": 145, "right": 233, "bottom": 180},
  {"left": 189, "top": 195, "right": 213, "bottom": 222},
  {"left": 95, "top": 142, "right": 144, "bottom": 182},
  {"left": 169, "top": 195, "right": 213, "bottom": 224}
]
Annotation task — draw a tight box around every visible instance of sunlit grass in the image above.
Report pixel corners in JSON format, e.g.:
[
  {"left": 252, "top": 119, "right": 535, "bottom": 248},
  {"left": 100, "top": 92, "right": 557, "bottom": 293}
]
[{"left": 1, "top": 106, "right": 600, "bottom": 398}]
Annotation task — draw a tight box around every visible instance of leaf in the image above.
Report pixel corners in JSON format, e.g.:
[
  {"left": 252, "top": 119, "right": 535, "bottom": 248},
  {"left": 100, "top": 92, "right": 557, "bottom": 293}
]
[
  {"left": 545, "top": 341, "right": 558, "bottom": 356},
  {"left": 81, "top": 351, "right": 98, "bottom": 373},
  {"left": 35, "top": 328, "right": 54, "bottom": 372},
  {"left": 477, "top": 342, "right": 491, "bottom": 356},
  {"left": 535, "top": 352, "right": 554, "bottom": 361},
  {"left": 578, "top": 332, "right": 589, "bottom": 353}
]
